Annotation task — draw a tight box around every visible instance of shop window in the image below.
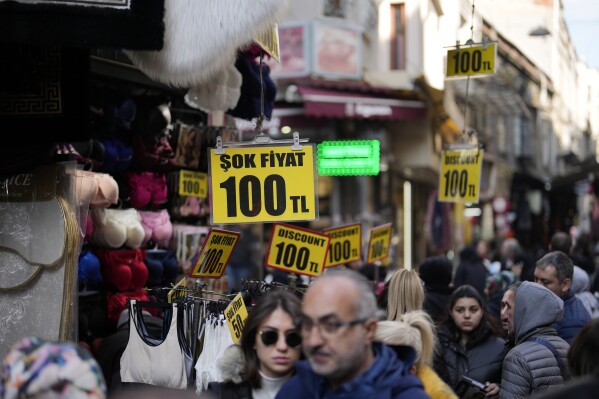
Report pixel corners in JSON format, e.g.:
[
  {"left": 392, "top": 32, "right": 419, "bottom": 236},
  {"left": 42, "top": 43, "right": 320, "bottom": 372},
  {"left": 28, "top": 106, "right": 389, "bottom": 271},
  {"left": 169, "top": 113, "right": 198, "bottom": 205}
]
[{"left": 390, "top": 3, "right": 406, "bottom": 70}]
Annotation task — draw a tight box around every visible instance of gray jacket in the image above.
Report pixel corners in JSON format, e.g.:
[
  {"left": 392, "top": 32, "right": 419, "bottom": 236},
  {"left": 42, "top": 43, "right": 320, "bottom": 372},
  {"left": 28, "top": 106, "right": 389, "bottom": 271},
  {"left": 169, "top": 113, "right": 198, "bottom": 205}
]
[{"left": 499, "top": 282, "right": 570, "bottom": 399}]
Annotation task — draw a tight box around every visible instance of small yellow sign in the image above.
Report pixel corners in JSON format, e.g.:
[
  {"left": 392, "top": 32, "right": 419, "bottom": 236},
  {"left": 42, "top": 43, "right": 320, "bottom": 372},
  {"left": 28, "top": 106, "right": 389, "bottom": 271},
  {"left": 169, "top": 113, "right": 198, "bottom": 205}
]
[
  {"left": 189, "top": 228, "right": 240, "bottom": 279},
  {"left": 209, "top": 145, "right": 317, "bottom": 224},
  {"left": 323, "top": 223, "right": 362, "bottom": 267},
  {"left": 254, "top": 23, "right": 280, "bottom": 62},
  {"left": 446, "top": 43, "right": 496, "bottom": 78},
  {"left": 266, "top": 223, "right": 330, "bottom": 277},
  {"left": 225, "top": 292, "right": 249, "bottom": 343},
  {"left": 168, "top": 277, "right": 193, "bottom": 303},
  {"left": 179, "top": 170, "right": 208, "bottom": 198},
  {"left": 367, "top": 224, "right": 392, "bottom": 264},
  {"left": 438, "top": 149, "right": 484, "bottom": 203}
]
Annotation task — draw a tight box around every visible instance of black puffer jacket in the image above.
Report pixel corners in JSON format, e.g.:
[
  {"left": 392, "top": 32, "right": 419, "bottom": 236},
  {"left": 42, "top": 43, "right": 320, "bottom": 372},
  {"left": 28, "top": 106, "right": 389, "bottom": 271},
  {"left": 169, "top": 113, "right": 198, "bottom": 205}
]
[{"left": 434, "top": 323, "right": 506, "bottom": 393}]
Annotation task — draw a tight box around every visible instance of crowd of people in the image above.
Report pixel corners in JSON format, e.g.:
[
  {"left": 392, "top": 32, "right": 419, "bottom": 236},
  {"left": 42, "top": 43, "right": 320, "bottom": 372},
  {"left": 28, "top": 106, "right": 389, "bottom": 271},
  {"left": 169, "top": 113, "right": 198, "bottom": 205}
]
[{"left": 2, "top": 232, "right": 599, "bottom": 399}]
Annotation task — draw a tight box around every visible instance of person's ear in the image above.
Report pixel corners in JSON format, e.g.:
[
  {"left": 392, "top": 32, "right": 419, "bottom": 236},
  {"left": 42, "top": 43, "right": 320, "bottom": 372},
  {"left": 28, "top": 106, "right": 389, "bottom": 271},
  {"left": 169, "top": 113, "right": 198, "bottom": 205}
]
[
  {"left": 364, "top": 318, "right": 378, "bottom": 342},
  {"left": 562, "top": 277, "right": 572, "bottom": 294}
]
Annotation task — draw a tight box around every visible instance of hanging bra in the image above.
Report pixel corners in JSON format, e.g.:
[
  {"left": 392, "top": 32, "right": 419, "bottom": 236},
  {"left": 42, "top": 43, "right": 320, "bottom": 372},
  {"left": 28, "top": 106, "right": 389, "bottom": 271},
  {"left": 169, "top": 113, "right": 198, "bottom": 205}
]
[
  {"left": 120, "top": 300, "right": 188, "bottom": 389},
  {"left": 91, "top": 208, "right": 145, "bottom": 249},
  {"left": 73, "top": 169, "right": 119, "bottom": 208}
]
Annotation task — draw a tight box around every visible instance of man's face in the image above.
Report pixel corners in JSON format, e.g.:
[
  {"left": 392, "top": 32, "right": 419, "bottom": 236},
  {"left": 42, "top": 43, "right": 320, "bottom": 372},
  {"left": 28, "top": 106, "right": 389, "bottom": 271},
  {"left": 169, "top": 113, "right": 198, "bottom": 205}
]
[
  {"left": 500, "top": 290, "right": 516, "bottom": 336},
  {"left": 534, "top": 265, "right": 570, "bottom": 298},
  {"left": 300, "top": 277, "right": 376, "bottom": 388}
]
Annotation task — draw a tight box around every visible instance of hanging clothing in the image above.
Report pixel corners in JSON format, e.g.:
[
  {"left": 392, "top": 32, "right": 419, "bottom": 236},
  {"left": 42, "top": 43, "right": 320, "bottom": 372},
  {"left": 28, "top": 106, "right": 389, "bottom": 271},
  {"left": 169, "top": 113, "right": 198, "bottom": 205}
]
[{"left": 120, "top": 300, "right": 188, "bottom": 389}]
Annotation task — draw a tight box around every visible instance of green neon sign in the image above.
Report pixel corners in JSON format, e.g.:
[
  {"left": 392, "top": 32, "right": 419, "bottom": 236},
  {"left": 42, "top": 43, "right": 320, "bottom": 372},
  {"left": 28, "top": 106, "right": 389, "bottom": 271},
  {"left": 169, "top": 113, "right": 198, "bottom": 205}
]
[{"left": 317, "top": 140, "right": 380, "bottom": 176}]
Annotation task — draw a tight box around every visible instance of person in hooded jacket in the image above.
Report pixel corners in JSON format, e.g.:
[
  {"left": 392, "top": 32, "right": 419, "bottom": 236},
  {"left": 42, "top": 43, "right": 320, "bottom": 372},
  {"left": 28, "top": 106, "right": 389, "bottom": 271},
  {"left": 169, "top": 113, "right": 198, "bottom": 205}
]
[
  {"left": 434, "top": 285, "right": 505, "bottom": 398},
  {"left": 499, "top": 281, "right": 570, "bottom": 398},
  {"left": 207, "top": 289, "right": 303, "bottom": 399},
  {"left": 418, "top": 256, "right": 454, "bottom": 325}
]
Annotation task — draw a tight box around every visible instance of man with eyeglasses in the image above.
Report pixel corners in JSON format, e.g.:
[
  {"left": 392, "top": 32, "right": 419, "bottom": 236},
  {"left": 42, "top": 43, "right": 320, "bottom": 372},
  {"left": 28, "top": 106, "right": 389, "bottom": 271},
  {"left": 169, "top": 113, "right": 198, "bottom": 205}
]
[{"left": 276, "top": 268, "right": 430, "bottom": 398}]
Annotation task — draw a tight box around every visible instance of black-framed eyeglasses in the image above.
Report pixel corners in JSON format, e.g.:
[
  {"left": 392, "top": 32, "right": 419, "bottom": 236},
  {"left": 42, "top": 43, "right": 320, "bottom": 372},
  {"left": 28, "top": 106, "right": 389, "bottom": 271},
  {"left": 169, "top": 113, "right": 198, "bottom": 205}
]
[
  {"left": 300, "top": 317, "right": 368, "bottom": 337},
  {"left": 258, "top": 330, "right": 302, "bottom": 347}
]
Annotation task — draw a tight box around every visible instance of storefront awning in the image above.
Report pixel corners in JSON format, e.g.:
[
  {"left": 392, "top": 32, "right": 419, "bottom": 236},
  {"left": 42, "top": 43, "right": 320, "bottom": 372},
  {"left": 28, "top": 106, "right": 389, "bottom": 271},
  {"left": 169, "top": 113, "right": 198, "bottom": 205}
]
[{"left": 296, "top": 86, "right": 426, "bottom": 121}]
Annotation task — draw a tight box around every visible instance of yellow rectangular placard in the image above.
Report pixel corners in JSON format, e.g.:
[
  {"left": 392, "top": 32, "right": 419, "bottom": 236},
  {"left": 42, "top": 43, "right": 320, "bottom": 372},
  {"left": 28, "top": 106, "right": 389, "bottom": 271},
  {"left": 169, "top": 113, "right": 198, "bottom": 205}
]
[
  {"left": 168, "top": 277, "right": 193, "bottom": 303},
  {"left": 367, "top": 224, "right": 392, "bottom": 264},
  {"left": 189, "top": 228, "right": 240, "bottom": 279},
  {"left": 446, "top": 43, "right": 496, "bottom": 78},
  {"left": 323, "top": 223, "right": 362, "bottom": 267},
  {"left": 209, "top": 145, "right": 317, "bottom": 224},
  {"left": 266, "top": 223, "right": 330, "bottom": 277},
  {"left": 438, "top": 149, "right": 484, "bottom": 203},
  {"left": 179, "top": 170, "right": 208, "bottom": 198},
  {"left": 225, "top": 292, "right": 249, "bottom": 343}
]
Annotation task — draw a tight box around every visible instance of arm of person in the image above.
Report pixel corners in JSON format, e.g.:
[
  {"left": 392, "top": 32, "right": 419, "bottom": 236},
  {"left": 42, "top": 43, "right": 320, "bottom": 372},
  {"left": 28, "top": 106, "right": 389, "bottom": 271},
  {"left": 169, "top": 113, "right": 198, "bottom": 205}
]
[{"left": 498, "top": 353, "right": 531, "bottom": 399}]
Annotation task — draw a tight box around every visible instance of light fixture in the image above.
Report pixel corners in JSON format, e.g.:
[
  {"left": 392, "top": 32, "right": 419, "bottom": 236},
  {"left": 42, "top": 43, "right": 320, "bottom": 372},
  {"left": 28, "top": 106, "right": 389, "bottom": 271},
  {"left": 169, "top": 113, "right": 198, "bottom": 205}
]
[
  {"left": 529, "top": 26, "right": 551, "bottom": 37},
  {"left": 280, "top": 126, "right": 292, "bottom": 134},
  {"left": 317, "top": 140, "right": 380, "bottom": 176}
]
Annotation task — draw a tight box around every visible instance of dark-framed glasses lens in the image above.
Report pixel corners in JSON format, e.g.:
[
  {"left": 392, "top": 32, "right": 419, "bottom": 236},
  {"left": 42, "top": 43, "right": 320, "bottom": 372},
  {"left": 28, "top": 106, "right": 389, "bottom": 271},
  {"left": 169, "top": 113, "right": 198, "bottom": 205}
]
[
  {"left": 285, "top": 331, "right": 302, "bottom": 347},
  {"left": 259, "top": 330, "right": 278, "bottom": 346}
]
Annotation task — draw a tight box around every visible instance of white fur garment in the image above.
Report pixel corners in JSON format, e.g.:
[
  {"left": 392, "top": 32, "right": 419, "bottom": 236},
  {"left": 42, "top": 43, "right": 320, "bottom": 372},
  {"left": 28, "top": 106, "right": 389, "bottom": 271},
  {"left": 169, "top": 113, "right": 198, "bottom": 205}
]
[{"left": 125, "top": 0, "right": 289, "bottom": 88}]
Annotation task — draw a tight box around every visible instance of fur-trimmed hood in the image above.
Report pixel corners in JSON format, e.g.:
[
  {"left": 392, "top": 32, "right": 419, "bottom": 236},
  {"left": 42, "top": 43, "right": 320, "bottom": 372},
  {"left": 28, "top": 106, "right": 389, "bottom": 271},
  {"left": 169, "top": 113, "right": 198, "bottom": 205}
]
[{"left": 218, "top": 345, "right": 246, "bottom": 384}]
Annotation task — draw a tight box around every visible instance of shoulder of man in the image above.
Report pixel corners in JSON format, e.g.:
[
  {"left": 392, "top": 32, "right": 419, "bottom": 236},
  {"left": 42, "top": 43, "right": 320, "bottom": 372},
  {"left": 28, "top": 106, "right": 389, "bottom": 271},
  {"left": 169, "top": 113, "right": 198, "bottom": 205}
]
[{"left": 275, "top": 361, "right": 320, "bottom": 399}]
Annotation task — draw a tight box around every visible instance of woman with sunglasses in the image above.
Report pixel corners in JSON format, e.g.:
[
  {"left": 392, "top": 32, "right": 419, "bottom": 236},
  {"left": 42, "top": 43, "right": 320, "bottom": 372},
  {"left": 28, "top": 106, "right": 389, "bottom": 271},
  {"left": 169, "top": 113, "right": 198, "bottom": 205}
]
[{"left": 207, "top": 289, "right": 303, "bottom": 399}]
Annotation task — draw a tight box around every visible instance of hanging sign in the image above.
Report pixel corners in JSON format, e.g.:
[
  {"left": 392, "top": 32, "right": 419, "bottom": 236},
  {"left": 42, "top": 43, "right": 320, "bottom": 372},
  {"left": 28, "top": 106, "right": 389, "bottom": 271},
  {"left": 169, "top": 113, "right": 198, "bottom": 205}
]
[
  {"left": 209, "top": 144, "right": 317, "bottom": 224},
  {"left": 438, "top": 149, "right": 484, "bottom": 203},
  {"left": 446, "top": 43, "right": 496, "bottom": 78},
  {"left": 189, "top": 228, "right": 240, "bottom": 279},
  {"left": 225, "top": 292, "right": 249, "bottom": 343},
  {"left": 179, "top": 170, "right": 208, "bottom": 198},
  {"left": 367, "top": 223, "right": 392, "bottom": 264},
  {"left": 323, "top": 223, "right": 362, "bottom": 267},
  {"left": 266, "top": 223, "right": 330, "bottom": 277}
]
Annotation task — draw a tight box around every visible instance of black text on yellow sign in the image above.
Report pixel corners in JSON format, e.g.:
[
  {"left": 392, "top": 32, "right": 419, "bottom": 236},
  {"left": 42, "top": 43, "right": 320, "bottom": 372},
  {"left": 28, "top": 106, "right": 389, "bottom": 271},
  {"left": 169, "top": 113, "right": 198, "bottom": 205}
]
[
  {"left": 446, "top": 43, "right": 496, "bottom": 78},
  {"left": 209, "top": 145, "right": 317, "bottom": 224},
  {"left": 367, "top": 224, "right": 392, "bottom": 264},
  {"left": 225, "top": 292, "right": 248, "bottom": 343},
  {"left": 179, "top": 170, "right": 208, "bottom": 198},
  {"left": 266, "top": 223, "right": 330, "bottom": 277},
  {"left": 438, "top": 149, "right": 484, "bottom": 203},
  {"left": 323, "top": 223, "right": 362, "bottom": 267},
  {"left": 189, "top": 228, "right": 240, "bottom": 279}
]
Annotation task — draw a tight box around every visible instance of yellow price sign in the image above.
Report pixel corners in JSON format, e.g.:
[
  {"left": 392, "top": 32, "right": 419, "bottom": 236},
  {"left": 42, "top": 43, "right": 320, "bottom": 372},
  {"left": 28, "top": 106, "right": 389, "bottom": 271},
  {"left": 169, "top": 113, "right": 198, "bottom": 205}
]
[
  {"left": 189, "top": 228, "right": 240, "bottom": 279},
  {"left": 446, "top": 43, "right": 496, "bottom": 78},
  {"left": 225, "top": 292, "right": 248, "bottom": 343},
  {"left": 209, "top": 145, "right": 317, "bottom": 224},
  {"left": 167, "top": 277, "right": 194, "bottom": 303},
  {"left": 266, "top": 223, "right": 330, "bottom": 277},
  {"left": 179, "top": 170, "right": 208, "bottom": 198},
  {"left": 367, "top": 224, "right": 392, "bottom": 264},
  {"left": 438, "top": 149, "right": 484, "bottom": 203},
  {"left": 323, "top": 223, "right": 362, "bottom": 267}
]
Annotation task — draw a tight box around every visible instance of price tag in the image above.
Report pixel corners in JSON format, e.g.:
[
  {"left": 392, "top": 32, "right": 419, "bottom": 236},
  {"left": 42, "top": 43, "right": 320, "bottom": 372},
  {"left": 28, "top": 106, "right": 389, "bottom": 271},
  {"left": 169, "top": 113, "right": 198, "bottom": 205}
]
[
  {"left": 323, "top": 223, "right": 362, "bottom": 267},
  {"left": 225, "top": 292, "right": 248, "bottom": 343},
  {"left": 168, "top": 277, "right": 193, "bottom": 303},
  {"left": 438, "top": 149, "right": 483, "bottom": 203},
  {"left": 189, "top": 228, "right": 240, "bottom": 279},
  {"left": 446, "top": 43, "right": 496, "bottom": 78},
  {"left": 179, "top": 170, "right": 208, "bottom": 198},
  {"left": 266, "top": 223, "right": 330, "bottom": 277},
  {"left": 367, "top": 224, "right": 392, "bottom": 264},
  {"left": 209, "top": 145, "right": 318, "bottom": 224}
]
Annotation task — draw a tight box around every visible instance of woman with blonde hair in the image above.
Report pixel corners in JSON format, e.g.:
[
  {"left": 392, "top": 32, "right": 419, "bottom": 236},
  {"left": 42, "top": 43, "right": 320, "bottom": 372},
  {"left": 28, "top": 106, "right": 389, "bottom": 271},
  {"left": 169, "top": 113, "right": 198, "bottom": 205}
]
[
  {"left": 376, "top": 311, "right": 458, "bottom": 399},
  {"left": 386, "top": 268, "right": 425, "bottom": 320}
]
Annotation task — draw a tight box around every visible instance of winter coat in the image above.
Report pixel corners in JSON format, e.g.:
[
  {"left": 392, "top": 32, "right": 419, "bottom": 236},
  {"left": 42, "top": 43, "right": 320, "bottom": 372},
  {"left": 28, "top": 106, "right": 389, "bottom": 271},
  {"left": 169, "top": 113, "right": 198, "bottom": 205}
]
[
  {"left": 570, "top": 265, "right": 599, "bottom": 318},
  {"left": 499, "top": 281, "right": 570, "bottom": 399},
  {"left": 423, "top": 288, "right": 452, "bottom": 325},
  {"left": 434, "top": 324, "right": 506, "bottom": 393},
  {"left": 453, "top": 246, "right": 488, "bottom": 298},
  {"left": 554, "top": 291, "right": 591, "bottom": 344},
  {"left": 417, "top": 364, "right": 458, "bottom": 399},
  {"left": 530, "top": 373, "right": 599, "bottom": 399},
  {"left": 206, "top": 345, "right": 252, "bottom": 399},
  {"left": 275, "top": 342, "right": 431, "bottom": 399}
]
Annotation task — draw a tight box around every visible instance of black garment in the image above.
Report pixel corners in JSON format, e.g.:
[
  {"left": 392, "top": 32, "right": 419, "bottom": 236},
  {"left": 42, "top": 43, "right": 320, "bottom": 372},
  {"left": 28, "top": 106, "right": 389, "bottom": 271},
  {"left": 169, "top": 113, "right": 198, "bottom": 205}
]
[
  {"left": 453, "top": 246, "right": 488, "bottom": 298},
  {"left": 434, "top": 325, "right": 507, "bottom": 393},
  {"left": 207, "top": 381, "right": 252, "bottom": 399},
  {"left": 423, "top": 286, "right": 453, "bottom": 324},
  {"left": 531, "top": 373, "right": 599, "bottom": 399}
]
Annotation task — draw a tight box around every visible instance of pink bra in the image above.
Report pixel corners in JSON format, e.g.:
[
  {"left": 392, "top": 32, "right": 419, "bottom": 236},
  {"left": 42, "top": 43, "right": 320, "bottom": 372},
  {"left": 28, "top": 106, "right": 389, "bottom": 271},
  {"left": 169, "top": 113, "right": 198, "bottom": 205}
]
[{"left": 75, "top": 170, "right": 119, "bottom": 208}]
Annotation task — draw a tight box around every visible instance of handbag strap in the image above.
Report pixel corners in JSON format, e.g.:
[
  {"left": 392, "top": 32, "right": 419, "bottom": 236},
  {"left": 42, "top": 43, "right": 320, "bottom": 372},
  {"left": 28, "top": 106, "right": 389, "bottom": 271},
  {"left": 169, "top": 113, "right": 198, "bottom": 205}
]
[{"left": 527, "top": 336, "right": 570, "bottom": 381}]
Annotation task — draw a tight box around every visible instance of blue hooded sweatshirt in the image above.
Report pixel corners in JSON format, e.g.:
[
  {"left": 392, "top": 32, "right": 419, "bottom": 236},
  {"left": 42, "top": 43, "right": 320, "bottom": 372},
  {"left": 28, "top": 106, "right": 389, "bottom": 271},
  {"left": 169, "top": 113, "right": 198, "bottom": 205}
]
[{"left": 275, "top": 342, "right": 431, "bottom": 399}]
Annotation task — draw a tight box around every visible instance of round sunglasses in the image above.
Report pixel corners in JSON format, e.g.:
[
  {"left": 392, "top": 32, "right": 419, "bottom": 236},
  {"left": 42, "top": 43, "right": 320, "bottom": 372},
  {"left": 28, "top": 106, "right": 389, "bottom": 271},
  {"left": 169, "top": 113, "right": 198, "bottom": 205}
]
[{"left": 258, "top": 330, "right": 302, "bottom": 348}]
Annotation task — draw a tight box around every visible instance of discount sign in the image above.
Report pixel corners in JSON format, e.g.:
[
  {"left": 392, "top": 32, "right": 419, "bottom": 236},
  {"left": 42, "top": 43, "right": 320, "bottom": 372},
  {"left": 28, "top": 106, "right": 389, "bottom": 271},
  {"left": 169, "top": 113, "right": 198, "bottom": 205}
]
[
  {"left": 225, "top": 292, "right": 248, "bottom": 343},
  {"left": 323, "top": 223, "right": 362, "bottom": 267},
  {"left": 446, "top": 43, "right": 496, "bottom": 78},
  {"left": 438, "top": 149, "right": 484, "bottom": 203},
  {"left": 179, "top": 170, "right": 208, "bottom": 198},
  {"left": 367, "top": 224, "right": 392, "bottom": 264},
  {"left": 209, "top": 145, "right": 317, "bottom": 224},
  {"left": 266, "top": 223, "right": 330, "bottom": 277},
  {"left": 189, "top": 228, "right": 240, "bottom": 278}
]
